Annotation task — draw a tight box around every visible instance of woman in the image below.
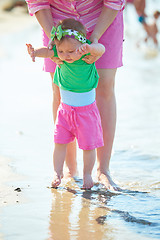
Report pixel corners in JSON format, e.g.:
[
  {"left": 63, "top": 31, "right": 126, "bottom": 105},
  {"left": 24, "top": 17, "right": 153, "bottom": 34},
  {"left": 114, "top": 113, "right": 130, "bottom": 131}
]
[{"left": 26, "top": 0, "right": 125, "bottom": 190}]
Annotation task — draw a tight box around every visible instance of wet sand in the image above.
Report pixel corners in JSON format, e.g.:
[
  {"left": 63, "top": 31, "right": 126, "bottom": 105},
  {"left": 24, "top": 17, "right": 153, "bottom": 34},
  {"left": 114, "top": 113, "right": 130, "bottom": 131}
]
[
  {"left": 0, "top": 156, "right": 24, "bottom": 207},
  {"left": 0, "top": 4, "right": 33, "bottom": 209}
]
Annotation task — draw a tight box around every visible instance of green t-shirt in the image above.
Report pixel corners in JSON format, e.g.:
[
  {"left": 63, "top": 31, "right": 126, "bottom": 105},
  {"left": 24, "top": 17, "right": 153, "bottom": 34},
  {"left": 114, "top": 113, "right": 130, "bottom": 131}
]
[{"left": 53, "top": 42, "right": 99, "bottom": 93}]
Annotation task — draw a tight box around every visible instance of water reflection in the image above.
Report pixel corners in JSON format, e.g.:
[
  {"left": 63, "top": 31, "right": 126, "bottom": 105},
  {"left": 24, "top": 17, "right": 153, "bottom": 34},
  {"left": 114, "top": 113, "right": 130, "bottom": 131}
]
[
  {"left": 47, "top": 178, "right": 159, "bottom": 240},
  {"left": 48, "top": 182, "right": 112, "bottom": 240}
]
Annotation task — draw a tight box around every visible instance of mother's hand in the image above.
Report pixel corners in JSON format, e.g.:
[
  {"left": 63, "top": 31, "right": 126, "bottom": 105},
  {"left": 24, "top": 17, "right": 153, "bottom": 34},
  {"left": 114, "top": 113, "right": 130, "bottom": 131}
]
[
  {"left": 48, "top": 39, "right": 63, "bottom": 66},
  {"left": 48, "top": 38, "right": 55, "bottom": 50},
  {"left": 82, "top": 54, "right": 100, "bottom": 64},
  {"left": 50, "top": 56, "right": 63, "bottom": 67},
  {"left": 82, "top": 37, "right": 101, "bottom": 64},
  {"left": 82, "top": 42, "right": 102, "bottom": 64}
]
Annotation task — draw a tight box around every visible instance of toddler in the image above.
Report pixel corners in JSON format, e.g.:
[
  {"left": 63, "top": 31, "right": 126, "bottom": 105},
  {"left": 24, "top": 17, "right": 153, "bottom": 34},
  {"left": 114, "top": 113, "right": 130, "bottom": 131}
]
[{"left": 26, "top": 18, "right": 105, "bottom": 189}]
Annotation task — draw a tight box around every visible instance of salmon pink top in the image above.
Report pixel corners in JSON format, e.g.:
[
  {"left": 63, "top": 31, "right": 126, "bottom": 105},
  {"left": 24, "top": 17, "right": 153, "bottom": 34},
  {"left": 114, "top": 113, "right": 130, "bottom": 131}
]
[{"left": 26, "top": 0, "right": 125, "bottom": 32}]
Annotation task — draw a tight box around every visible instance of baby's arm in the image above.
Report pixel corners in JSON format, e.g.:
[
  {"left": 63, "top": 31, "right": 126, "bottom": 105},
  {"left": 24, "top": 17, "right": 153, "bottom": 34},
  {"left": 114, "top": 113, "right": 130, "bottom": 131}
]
[
  {"left": 77, "top": 43, "right": 105, "bottom": 59},
  {"left": 26, "top": 43, "right": 54, "bottom": 62}
]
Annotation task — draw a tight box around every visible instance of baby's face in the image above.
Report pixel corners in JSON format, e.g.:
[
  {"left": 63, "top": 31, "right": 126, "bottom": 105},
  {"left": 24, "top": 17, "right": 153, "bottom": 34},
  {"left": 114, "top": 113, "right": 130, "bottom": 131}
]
[{"left": 56, "top": 38, "right": 82, "bottom": 63}]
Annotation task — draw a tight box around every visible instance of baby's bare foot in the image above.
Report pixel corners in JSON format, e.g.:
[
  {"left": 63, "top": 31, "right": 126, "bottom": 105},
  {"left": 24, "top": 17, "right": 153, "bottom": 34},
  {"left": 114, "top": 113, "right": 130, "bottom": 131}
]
[
  {"left": 98, "top": 171, "right": 121, "bottom": 191},
  {"left": 52, "top": 173, "right": 62, "bottom": 188},
  {"left": 83, "top": 173, "right": 94, "bottom": 189}
]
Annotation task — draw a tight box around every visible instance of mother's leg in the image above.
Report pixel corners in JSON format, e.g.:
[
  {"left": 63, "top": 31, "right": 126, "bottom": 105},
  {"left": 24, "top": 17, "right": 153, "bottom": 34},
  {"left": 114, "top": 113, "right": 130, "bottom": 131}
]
[
  {"left": 51, "top": 73, "right": 77, "bottom": 178},
  {"left": 96, "top": 68, "right": 120, "bottom": 190}
]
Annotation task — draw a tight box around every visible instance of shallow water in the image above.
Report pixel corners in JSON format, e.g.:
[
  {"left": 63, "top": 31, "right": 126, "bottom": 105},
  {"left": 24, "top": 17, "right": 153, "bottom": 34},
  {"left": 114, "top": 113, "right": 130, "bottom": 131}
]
[{"left": 0, "top": 1, "right": 160, "bottom": 239}]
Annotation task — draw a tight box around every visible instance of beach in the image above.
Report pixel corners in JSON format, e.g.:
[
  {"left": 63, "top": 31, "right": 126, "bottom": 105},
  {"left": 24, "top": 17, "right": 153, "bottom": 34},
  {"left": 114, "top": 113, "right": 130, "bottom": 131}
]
[
  {"left": 0, "top": 1, "right": 160, "bottom": 239},
  {"left": 0, "top": 1, "right": 37, "bottom": 209}
]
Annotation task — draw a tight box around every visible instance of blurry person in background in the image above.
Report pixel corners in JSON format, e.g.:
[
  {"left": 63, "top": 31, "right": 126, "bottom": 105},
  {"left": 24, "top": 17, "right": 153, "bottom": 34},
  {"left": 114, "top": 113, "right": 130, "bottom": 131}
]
[
  {"left": 126, "top": 0, "right": 159, "bottom": 45},
  {"left": 143, "top": 10, "right": 160, "bottom": 47}
]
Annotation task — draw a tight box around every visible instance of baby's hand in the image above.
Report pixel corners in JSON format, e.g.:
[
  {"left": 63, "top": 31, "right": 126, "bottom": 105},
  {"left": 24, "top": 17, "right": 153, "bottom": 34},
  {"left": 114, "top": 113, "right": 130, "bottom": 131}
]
[
  {"left": 76, "top": 43, "right": 91, "bottom": 55},
  {"left": 26, "top": 43, "right": 36, "bottom": 62}
]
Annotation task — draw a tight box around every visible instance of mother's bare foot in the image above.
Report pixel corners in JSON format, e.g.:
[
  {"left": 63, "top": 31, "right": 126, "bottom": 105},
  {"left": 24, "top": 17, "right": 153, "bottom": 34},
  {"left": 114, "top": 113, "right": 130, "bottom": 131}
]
[
  {"left": 52, "top": 173, "right": 62, "bottom": 188},
  {"left": 63, "top": 162, "right": 78, "bottom": 179},
  {"left": 98, "top": 171, "right": 121, "bottom": 191},
  {"left": 82, "top": 173, "right": 94, "bottom": 190}
]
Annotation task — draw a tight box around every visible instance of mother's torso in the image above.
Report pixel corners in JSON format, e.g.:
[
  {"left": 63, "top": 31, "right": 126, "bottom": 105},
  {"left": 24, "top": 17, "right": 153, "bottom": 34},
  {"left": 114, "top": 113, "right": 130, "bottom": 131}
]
[
  {"left": 48, "top": 0, "right": 103, "bottom": 32},
  {"left": 26, "top": 0, "right": 125, "bottom": 32}
]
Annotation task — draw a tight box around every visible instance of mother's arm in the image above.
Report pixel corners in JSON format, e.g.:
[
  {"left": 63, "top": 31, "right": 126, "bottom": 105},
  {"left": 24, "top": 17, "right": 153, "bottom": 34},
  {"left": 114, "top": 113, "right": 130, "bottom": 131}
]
[
  {"left": 83, "top": 6, "right": 118, "bottom": 63},
  {"left": 90, "top": 6, "right": 118, "bottom": 43},
  {"left": 25, "top": 1, "right": 62, "bottom": 64},
  {"left": 35, "top": 9, "right": 54, "bottom": 38},
  {"left": 35, "top": 9, "right": 63, "bottom": 64}
]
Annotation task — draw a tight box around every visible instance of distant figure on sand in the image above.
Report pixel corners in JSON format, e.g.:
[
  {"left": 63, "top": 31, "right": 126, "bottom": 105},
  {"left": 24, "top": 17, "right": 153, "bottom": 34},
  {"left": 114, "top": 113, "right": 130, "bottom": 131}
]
[
  {"left": 136, "top": 10, "right": 160, "bottom": 54},
  {"left": 142, "top": 11, "right": 160, "bottom": 47},
  {"left": 26, "top": 18, "right": 105, "bottom": 189},
  {"left": 126, "top": 0, "right": 160, "bottom": 47}
]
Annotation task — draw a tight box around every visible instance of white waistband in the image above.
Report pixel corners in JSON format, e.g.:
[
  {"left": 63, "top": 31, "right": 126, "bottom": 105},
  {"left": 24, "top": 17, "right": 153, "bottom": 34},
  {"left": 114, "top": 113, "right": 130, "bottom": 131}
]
[{"left": 60, "top": 89, "right": 96, "bottom": 107}]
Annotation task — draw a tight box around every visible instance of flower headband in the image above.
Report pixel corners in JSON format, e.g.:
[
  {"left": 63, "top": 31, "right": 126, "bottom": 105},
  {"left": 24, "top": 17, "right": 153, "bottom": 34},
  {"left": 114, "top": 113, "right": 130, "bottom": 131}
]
[{"left": 50, "top": 25, "right": 86, "bottom": 44}]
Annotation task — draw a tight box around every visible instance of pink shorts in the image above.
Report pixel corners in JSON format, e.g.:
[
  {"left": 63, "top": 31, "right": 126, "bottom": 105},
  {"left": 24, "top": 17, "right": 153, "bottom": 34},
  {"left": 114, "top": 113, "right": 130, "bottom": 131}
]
[
  {"left": 54, "top": 101, "right": 104, "bottom": 150},
  {"left": 126, "top": 0, "right": 134, "bottom": 3},
  {"left": 42, "top": 11, "right": 124, "bottom": 72}
]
